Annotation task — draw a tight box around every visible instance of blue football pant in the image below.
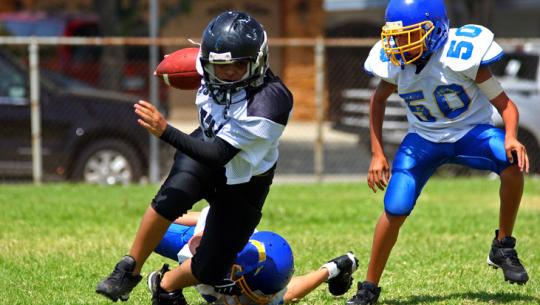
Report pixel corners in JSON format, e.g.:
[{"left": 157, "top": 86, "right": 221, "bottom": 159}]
[{"left": 384, "top": 124, "right": 512, "bottom": 216}]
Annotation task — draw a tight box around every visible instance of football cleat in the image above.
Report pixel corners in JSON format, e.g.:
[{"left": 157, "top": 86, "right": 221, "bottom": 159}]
[
  {"left": 96, "top": 255, "right": 142, "bottom": 302},
  {"left": 327, "top": 251, "right": 359, "bottom": 296},
  {"left": 487, "top": 230, "right": 529, "bottom": 285},
  {"left": 147, "top": 264, "right": 187, "bottom": 305},
  {"left": 346, "top": 281, "right": 381, "bottom": 305}
]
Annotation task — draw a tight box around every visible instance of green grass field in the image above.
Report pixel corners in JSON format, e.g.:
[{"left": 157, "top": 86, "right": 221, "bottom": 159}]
[{"left": 1, "top": 178, "right": 539, "bottom": 305}]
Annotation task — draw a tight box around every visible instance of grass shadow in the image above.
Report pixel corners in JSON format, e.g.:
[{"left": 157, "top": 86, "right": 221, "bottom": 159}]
[{"left": 383, "top": 291, "right": 539, "bottom": 305}]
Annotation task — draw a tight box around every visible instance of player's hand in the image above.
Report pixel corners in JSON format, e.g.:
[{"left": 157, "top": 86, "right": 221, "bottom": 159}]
[
  {"left": 367, "top": 154, "right": 390, "bottom": 193},
  {"left": 134, "top": 100, "right": 168, "bottom": 137},
  {"left": 505, "top": 136, "right": 529, "bottom": 173},
  {"left": 213, "top": 278, "right": 242, "bottom": 296}
]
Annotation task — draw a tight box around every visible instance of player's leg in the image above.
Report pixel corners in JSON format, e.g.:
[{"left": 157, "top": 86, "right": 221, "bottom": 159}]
[
  {"left": 96, "top": 151, "right": 217, "bottom": 301},
  {"left": 284, "top": 271, "right": 329, "bottom": 303},
  {"left": 278, "top": 252, "right": 359, "bottom": 303},
  {"left": 154, "top": 224, "right": 195, "bottom": 261},
  {"left": 159, "top": 166, "right": 275, "bottom": 292},
  {"left": 348, "top": 133, "right": 447, "bottom": 305},
  {"left": 148, "top": 264, "right": 188, "bottom": 305},
  {"left": 454, "top": 124, "right": 528, "bottom": 284}
]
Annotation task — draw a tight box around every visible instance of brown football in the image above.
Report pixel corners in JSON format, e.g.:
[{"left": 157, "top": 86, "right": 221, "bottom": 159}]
[{"left": 154, "top": 47, "right": 201, "bottom": 90}]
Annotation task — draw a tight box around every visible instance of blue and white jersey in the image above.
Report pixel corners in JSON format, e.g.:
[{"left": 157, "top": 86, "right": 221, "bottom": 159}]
[
  {"left": 365, "top": 24, "right": 504, "bottom": 143},
  {"left": 195, "top": 74, "right": 293, "bottom": 184},
  {"left": 177, "top": 207, "right": 286, "bottom": 305}
]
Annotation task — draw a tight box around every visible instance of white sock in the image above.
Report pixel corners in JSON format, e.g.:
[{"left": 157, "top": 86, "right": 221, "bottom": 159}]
[{"left": 321, "top": 262, "right": 339, "bottom": 280}]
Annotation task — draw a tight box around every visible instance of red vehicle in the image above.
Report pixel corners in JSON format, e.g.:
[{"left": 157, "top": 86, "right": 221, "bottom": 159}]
[{"left": 0, "top": 12, "right": 168, "bottom": 103}]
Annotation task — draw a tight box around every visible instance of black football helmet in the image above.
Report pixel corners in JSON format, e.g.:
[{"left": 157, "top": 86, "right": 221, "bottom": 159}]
[{"left": 200, "top": 11, "right": 269, "bottom": 105}]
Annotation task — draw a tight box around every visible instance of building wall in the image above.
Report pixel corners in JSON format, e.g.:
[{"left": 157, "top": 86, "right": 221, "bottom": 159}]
[
  {"left": 281, "top": 0, "right": 325, "bottom": 121},
  {"left": 161, "top": 0, "right": 326, "bottom": 121}
]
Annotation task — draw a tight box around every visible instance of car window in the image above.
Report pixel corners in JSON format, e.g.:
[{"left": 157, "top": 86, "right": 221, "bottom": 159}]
[
  {"left": 0, "top": 57, "right": 27, "bottom": 105},
  {"left": 490, "top": 53, "right": 539, "bottom": 81}
]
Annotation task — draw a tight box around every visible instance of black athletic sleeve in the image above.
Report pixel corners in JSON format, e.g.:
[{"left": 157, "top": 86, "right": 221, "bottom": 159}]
[{"left": 160, "top": 124, "right": 239, "bottom": 167}]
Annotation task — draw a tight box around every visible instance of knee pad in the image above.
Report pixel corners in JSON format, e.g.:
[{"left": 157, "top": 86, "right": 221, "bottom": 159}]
[
  {"left": 151, "top": 171, "right": 206, "bottom": 221},
  {"left": 384, "top": 171, "right": 418, "bottom": 216}
]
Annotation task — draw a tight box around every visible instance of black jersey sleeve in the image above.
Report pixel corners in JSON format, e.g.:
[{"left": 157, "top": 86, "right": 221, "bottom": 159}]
[{"left": 160, "top": 124, "right": 240, "bottom": 167}]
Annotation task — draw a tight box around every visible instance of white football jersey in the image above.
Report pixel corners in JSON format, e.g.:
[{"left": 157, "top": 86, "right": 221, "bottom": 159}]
[
  {"left": 365, "top": 24, "right": 504, "bottom": 142},
  {"left": 194, "top": 75, "right": 293, "bottom": 184}
]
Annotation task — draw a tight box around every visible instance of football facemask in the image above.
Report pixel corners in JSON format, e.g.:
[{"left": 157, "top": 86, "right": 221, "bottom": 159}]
[{"left": 381, "top": 20, "right": 434, "bottom": 66}]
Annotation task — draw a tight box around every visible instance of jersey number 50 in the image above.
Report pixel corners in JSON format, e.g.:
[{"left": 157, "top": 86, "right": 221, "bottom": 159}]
[
  {"left": 447, "top": 25, "right": 482, "bottom": 60},
  {"left": 400, "top": 84, "right": 471, "bottom": 122}
]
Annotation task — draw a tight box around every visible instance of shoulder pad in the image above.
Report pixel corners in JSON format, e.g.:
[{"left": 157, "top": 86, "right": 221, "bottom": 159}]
[
  {"left": 442, "top": 24, "right": 503, "bottom": 79},
  {"left": 247, "top": 80, "right": 292, "bottom": 126},
  {"left": 364, "top": 41, "right": 400, "bottom": 84}
]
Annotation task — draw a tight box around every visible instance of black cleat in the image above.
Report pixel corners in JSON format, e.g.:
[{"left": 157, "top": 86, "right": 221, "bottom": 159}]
[
  {"left": 96, "top": 255, "right": 142, "bottom": 302},
  {"left": 346, "top": 281, "right": 381, "bottom": 305},
  {"left": 327, "top": 252, "right": 359, "bottom": 296},
  {"left": 147, "top": 264, "right": 187, "bottom": 305},
  {"left": 487, "top": 230, "right": 529, "bottom": 285}
]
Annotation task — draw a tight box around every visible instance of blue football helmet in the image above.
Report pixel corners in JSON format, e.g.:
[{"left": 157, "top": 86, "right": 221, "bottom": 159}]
[
  {"left": 381, "top": 0, "right": 449, "bottom": 66},
  {"left": 200, "top": 11, "right": 269, "bottom": 105},
  {"left": 227, "top": 231, "right": 294, "bottom": 304}
]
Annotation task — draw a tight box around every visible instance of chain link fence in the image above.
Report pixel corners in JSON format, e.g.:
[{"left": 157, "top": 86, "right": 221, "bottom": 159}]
[{"left": 0, "top": 37, "right": 538, "bottom": 184}]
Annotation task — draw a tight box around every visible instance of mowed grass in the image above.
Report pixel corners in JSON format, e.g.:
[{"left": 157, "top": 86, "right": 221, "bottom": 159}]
[{"left": 0, "top": 178, "right": 539, "bottom": 305}]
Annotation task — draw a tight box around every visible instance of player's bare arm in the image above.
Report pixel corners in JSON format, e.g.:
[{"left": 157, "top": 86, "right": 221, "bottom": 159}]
[
  {"left": 173, "top": 212, "right": 201, "bottom": 226},
  {"left": 476, "top": 67, "right": 529, "bottom": 173},
  {"left": 134, "top": 100, "right": 168, "bottom": 138},
  {"left": 368, "top": 80, "right": 396, "bottom": 193}
]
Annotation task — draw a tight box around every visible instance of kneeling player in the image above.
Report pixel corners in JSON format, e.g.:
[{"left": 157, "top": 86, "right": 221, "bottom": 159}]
[{"left": 149, "top": 207, "right": 359, "bottom": 305}]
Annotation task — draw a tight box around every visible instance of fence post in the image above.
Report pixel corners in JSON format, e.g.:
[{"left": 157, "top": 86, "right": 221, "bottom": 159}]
[
  {"left": 148, "top": 0, "right": 160, "bottom": 183},
  {"left": 29, "top": 40, "right": 42, "bottom": 184},
  {"left": 314, "top": 37, "right": 325, "bottom": 182}
]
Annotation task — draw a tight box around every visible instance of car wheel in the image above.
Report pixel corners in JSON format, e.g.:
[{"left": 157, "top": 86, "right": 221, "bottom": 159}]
[{"left": 71, "top": 139, "right": 143, "bottom": 185}]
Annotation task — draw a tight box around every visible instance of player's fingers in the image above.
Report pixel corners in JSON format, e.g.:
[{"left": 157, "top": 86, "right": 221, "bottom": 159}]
[
  {"left": 506, "top": 148, "right": 514, "bottom": 164},
  {"left": 138, "top": 100, "right": 154, "bottom": 110},
  {"left": 135, "top": 103, "right": 156, "bottom": 118},
  {"left": 379, "top": 169, "right": 388, "bottom": 187},
  {"left": 384, "top": 168, "right": 390, "bottom": 184},
  {"left": 375, "top": 170, "right": 385, "bottom": 191},
  {"left": 524, "top": 151, "right": 530, "bottom": 173},
  {"left": 134, "top": 103, "right": 149, "bottom": 117},
  {"left": 367, "top": 172, "right": 376, "bottom": 193},
  {"left": 517, "top": 146, "right": 526, "bottom": 172},
  {"left": 137, "top": 119, "right": 152, "bottom": 130},
  {"left": 134, "top": 108, "right": 152, "bottom": 122},
  {"left": 517, "top": 147, "right": 524, "bottom": 170}
]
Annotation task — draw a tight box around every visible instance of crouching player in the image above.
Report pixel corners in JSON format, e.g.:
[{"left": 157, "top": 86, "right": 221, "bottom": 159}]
[
  {"left": 348, "top": 0, "right": 530, "bottom": 304},
  {"left": 148, "top": 207, "right": 359, "bottom": 305}
]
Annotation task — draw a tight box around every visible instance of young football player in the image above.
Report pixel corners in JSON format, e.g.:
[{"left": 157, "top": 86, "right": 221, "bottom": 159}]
[
  {"left": 148, "top": 206, "right": 359, "bottom": 305},
  {"left": 347, "top": 0, "right": 530, "bottom": 304},
  {"left": 96, "top": 11, "right": 293, "bottom": 302}
]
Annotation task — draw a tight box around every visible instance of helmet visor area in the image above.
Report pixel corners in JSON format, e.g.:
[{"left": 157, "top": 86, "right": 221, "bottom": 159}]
[{"left": 381, "top": 20, "right": 434, "bottom": 66}]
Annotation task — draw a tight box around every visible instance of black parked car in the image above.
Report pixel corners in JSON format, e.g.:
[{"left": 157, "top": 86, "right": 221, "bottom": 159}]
[{"left": 0, "top": 48, "right": 160, "bottom": 184}]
